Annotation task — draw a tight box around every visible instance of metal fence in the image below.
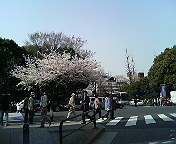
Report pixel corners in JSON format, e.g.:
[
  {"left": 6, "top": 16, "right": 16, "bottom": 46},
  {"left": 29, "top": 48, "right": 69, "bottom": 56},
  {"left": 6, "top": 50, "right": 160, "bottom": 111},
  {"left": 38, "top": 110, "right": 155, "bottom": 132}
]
[{"left": 59, "top": 110, "right": 96, "bottom": 144}]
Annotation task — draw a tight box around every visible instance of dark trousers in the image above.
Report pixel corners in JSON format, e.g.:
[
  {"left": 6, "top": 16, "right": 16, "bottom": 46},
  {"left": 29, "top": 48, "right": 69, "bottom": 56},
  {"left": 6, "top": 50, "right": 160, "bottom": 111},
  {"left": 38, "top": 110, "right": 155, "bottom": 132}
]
[
  {"left": 111, "top": 109, "right": 115, "bottom": 119},
  {"left": 29, "top": 110, "right": 35, "bottom": 123},
  {"left": 102, "top": 110, "right": 112, "bottom": 119},
  {"left": 24, "top": 108, "right": 29, "bottom": 123},
  {"left": 82, "top": 110, "right": 93, "bottom": 123},
  {"left": 95, "top": 108, "right": 101, "bottom": 118}
]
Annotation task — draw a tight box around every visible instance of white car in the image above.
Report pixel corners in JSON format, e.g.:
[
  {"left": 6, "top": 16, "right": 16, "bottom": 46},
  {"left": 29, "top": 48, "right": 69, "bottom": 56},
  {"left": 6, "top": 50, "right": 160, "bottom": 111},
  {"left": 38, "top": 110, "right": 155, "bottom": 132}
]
[{"left": 129, "top": 99, "right": 144, "bottom": 106}]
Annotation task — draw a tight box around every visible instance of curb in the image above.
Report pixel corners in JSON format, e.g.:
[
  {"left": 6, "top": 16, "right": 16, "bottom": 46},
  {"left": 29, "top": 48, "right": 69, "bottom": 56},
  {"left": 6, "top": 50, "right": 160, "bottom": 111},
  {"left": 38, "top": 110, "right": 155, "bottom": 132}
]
[{"left": 85, "top": 126, "right": 106, "bottom": 144}]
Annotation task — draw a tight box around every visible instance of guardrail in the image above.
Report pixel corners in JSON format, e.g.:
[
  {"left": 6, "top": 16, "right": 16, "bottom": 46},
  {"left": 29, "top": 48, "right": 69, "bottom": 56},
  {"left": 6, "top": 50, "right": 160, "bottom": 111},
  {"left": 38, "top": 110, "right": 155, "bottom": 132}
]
[{"left": 59, "top": 110, "right": 96, "bottom": 144}]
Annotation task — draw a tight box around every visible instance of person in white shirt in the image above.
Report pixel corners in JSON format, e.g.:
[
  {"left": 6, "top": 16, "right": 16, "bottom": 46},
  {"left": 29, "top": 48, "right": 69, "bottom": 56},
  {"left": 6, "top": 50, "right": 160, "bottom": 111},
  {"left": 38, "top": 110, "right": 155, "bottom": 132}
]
[
  {"left": 16, "top": 102, "right": 22, "bottom": 113},
  {"left": 66, "top": 93, "right": 78, "bottom": 121},
  {"left": 38, "top": 91, "right": 51, "bottom": 128}
]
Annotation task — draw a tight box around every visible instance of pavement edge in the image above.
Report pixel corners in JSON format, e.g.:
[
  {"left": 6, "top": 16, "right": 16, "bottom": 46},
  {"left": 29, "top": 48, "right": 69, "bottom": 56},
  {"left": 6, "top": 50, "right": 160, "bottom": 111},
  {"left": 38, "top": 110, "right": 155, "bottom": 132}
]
[{"left": 85, "top": 124, "right": 106, "bottom": 144}]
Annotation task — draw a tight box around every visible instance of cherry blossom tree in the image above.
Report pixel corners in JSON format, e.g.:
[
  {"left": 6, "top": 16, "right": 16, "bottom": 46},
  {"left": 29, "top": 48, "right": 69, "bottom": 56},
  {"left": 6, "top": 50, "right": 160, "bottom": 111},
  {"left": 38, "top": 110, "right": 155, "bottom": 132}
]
[
  {"left": 11, "top": 47, "right": 104, "bottom": 91},
  {"left": 11, "top": 32, "right": 105, "bottom": 95}
]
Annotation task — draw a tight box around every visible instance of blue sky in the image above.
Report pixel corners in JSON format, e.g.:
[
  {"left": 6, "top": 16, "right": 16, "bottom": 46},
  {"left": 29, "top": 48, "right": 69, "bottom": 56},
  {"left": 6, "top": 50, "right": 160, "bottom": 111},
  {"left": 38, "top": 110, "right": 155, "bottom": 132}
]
[{"left": 1, "top": 0, "right": 176, "bottom": 77}]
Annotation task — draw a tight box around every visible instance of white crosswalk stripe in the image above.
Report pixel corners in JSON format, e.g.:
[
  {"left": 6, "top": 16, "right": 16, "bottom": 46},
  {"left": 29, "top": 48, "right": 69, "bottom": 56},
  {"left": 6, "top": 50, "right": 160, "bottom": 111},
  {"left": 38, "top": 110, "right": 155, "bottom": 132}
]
[
  {"left": 95, "top": 113, "right": 176, "bottom": 127},
  {"left": 3, "top": 113, "right": 24, "bottom": 122},
  {"left": 96, "top": 118, "right": 107, "bottom": 123},
  {"left": 170, "top": 113, "right": 176, "bottom": 117},
  {"left": 157, "top": 114, "right": 174, "bottom": 121},
  {"left": 71, "top": 113, "right": 176, "bottom": 127},
  {"left": 106, "top": 117, "right": 123, "bottom": 125},
  {"left": 144, "top": 115, "right": 156, "bottom": 124},
  {"left": 125, "top": 116, "right": 138, "bottom": 126}
]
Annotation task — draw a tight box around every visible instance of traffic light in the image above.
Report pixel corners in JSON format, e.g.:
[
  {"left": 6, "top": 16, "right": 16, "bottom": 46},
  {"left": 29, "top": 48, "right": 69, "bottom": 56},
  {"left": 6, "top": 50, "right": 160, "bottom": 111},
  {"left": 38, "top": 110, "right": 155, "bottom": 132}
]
[{"left": 109, "top": 77, "right": 116, "bottom": 82}]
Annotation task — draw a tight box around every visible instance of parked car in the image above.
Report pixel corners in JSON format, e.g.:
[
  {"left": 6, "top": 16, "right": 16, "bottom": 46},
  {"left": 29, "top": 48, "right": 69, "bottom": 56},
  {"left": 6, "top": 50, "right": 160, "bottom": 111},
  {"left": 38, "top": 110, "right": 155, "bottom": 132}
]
[
  {"left": 114, "top": 101, "right": 124, "bottom": 109},
  {"left": 129, "top": 99, "right": 144, "bottom": 106},
  {"left": 65, "top": 98, "right": 83, "bottom": 110}
]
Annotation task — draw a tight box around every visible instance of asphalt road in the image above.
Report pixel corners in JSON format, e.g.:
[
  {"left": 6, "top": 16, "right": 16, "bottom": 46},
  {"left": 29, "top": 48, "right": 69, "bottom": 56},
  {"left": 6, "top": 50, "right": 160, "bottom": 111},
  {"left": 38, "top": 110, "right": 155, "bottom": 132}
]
[
  {"left": 94, "top": 105, "right": 176, "bottom": 144},
  {"left": 30, "top": 106, "right": 176, "bottom": 143}
]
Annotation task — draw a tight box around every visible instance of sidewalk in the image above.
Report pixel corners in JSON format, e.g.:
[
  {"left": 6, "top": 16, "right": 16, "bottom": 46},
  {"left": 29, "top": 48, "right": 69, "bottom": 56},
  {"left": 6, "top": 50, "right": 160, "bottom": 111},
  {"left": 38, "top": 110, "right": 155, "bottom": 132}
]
[{"left": 0, "top": 113, "right": 105, "bottom": 144}]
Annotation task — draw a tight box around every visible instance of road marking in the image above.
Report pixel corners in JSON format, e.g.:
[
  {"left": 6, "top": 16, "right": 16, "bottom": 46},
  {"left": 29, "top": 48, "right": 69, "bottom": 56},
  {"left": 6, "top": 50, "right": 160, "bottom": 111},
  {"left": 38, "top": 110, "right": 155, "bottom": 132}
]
[
  {"left": 106, "top": 117, "right": 123, "bottom": 125},
  {"left": 96, "top": 118, "right": 107, "bottom": 123},
  {"left": 158, "top": 114, "right": 174, "bottom": 121},
  {"left": 125, "top": 116, "right": 138, "bottom": 126},
  {"left": 3, "top": 113, "right": 24, "bottom": 122},
  {"left": 170, "top": 113, "right": 176, "bottom": 117},
  {"left": 144, "top": 115, "right": 156, "bottom": 124}
]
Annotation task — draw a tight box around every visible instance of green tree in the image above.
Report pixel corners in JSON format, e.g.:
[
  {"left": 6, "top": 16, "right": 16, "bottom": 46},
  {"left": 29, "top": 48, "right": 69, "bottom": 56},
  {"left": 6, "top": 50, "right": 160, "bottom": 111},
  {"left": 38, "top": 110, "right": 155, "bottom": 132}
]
[
  {"left": 148, "top": 46, "right": 176, "bottom": 97},
  {"left": 24, "top": 31, "right": 93, "bottom": 59},
  {"left": 0, "top": 38, "right": 26, "bottom": 94}
]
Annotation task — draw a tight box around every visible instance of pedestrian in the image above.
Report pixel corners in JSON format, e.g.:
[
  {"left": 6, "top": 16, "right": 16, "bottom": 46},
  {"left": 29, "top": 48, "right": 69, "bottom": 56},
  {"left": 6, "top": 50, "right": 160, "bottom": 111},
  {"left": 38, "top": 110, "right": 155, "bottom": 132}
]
[
  {"left": 66, "top": 93, "right": 78, "bottom": 122},
  {"left": 81, "top": 91, "right": 93, "bottom": 124},
  {"left": 109, "top": 94, "right": 116, "bottom": 119},
  {"left": 23, "top": 95, "right": 29, "bottom": 123},
  {"left": 93, "top": 94, "right": 101, "bottom": 119},
  {"left": 28, "top": 92, "right": 35, "bottom": 124},
  {"left": 48, "top": 101, "right": 54, "bottom": 122},
  {"left": 16, "top": 102, "right": 22, "bottom": 113},
  {"left": 102, "top": 93, "right": 113, "bottom": 120},
  {"left": 134, "top": 98, "right": 138, "bottom": 107},
  {"left": 38, "top": 90, "right": 51, "bottom": 128},
  {"left": 0, "top": 92, "right": 10, "bottom": 126}
]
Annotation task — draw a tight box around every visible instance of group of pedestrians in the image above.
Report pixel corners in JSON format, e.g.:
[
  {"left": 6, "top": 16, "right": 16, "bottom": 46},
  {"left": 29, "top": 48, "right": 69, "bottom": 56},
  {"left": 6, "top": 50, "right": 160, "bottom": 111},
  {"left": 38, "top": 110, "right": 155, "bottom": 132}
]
[
  {"left": 66, "top": 91, "right": 95, "bottom": 123},
  {"left": 66, "top": 91, "right": 116, "bottom": 124},
  {"left": 23, "top": 90, "right": 51, "bottom": 128},
  {"left": 101, "top": 93, "right": 116, "bottom": 120}
]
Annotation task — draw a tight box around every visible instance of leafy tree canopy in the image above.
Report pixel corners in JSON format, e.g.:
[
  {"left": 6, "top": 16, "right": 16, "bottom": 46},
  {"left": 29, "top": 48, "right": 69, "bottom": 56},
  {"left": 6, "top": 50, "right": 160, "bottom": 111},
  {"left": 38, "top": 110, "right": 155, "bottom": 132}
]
[
  {"left": 148, "top": 46, "right": 176, "bottom": 95},
  {"left": 0, "top": 38, "right": 26, "bottom": 94}
]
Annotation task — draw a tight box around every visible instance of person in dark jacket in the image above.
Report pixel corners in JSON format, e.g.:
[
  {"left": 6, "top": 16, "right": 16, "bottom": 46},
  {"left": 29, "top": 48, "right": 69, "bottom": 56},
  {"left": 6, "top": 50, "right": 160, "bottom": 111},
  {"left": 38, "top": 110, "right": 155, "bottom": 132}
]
[
  {"left": 81, "top": 91, "right": 93, "bottom": 124},
  {"left": 0, "top": 93, "right": 10, "bottom": 126}
]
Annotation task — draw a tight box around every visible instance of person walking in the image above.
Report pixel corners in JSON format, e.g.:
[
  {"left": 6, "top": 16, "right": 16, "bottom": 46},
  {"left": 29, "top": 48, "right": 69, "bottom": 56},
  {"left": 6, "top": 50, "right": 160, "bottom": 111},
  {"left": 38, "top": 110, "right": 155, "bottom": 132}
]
[
  {"left": 134, "top": 98, "right": 138, "bottom": 107},
  {"left": 102, "top": 94, "right": 113, "bottom": 120},
  {"left": 66, "top": 93, "right": 78, "bottom": 121},
  {"left": 81, "top": 91, "right": 93, "bottom": 124},
  {"left": 93, "top": 94, "right": 101, "bottom": 119},
  {"left": 28, "top": 92, "right": 35, "bottom": 124},
  {"left": 16, "top": 102, "right": 22, "bottom": 113},
  {"left": 109, "top": 95, "right": 116, "bottom": 119},
  {"left": 38, "top": 91, "right": 51, "bottom": 128},
  {"left": 0, "top": 92, "right": 10, "bottom": 126}
]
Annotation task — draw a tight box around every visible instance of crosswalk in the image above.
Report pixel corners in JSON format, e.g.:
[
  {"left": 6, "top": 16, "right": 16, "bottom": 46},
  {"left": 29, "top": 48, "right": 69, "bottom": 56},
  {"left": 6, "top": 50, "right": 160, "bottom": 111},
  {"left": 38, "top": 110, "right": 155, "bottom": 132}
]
[
  {"left": 3, "top": 113, "right": 24, "bottom": 122},
  {"left": 92, "top": 113, "right": 176, "bottom": 127}
]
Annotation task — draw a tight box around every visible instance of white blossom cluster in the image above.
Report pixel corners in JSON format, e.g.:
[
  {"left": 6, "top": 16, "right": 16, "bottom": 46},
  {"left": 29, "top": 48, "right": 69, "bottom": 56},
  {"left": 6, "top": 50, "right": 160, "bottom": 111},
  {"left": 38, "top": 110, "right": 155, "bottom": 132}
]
[{"left": 11, "top": 50, "right": 104, "bottom": 90}]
